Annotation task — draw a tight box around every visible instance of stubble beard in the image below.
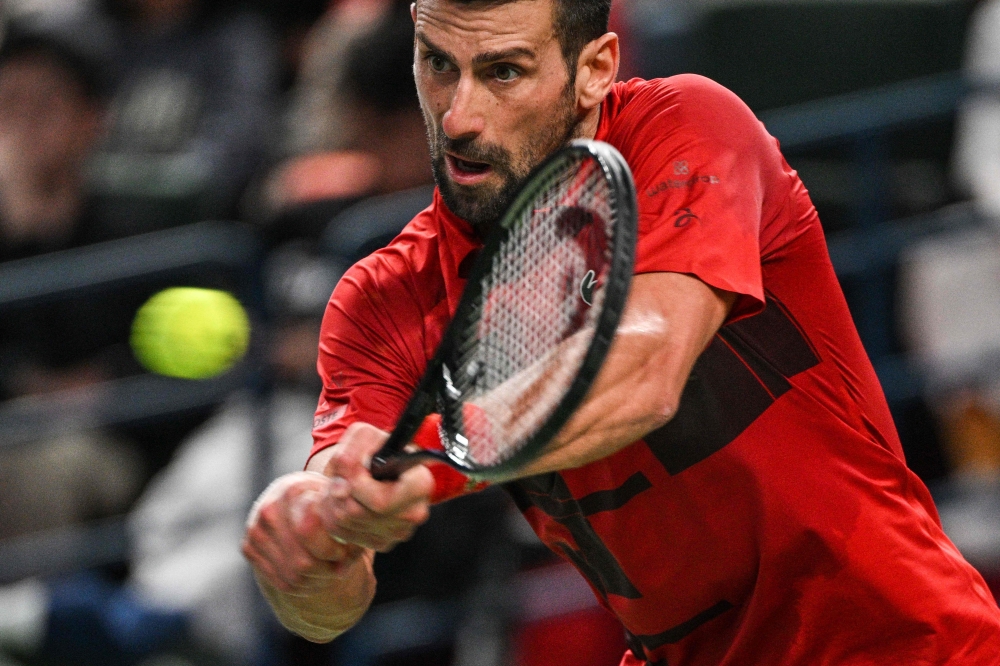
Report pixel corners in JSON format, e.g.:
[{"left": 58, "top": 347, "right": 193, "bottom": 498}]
[{"left": 426, "top": 85, "right": 582, "bottom": 235}]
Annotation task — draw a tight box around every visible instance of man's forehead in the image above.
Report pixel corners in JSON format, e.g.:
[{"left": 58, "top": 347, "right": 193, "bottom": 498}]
[{"left": 414, "top": 0, "right": 557, "bottom": 55}]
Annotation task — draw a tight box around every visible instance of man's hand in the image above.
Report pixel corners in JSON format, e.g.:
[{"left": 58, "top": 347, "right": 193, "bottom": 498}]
[
  {"left": 242, "top": 471, "right": 365, "bottom": 593},
  {"left": 242, "top": 422, "right": 435, "bottom": 641},
  {"left": 314, "top": 422, "right": 435, "bottom": 552},
  {"left": 242, "top": 470, "right": 374, "bottom": 642}
]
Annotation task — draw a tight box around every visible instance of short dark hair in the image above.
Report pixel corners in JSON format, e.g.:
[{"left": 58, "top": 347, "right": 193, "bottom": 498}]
[{"left": 435, "top": 0, "right": 612, "bottom": 73}]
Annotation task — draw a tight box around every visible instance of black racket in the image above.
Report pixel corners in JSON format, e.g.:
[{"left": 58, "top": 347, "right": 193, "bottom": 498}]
[{"left": 370, "top": 139, "right": 638, "bottom": 482}]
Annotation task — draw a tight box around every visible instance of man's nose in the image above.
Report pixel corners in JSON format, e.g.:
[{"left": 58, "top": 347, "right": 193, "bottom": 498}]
[{"left": 441, "top": 76, "right": 485, "bottom": 140}]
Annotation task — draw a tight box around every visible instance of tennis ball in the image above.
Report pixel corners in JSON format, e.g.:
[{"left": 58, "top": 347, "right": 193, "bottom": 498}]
[{"left": 131, "top": 287, "right": 250, "bottom": 379}]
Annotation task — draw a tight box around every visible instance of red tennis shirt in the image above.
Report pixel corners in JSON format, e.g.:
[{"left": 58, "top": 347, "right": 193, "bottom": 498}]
[{"left": 312, "top": 75, "right": 1000, "bottom": 664}]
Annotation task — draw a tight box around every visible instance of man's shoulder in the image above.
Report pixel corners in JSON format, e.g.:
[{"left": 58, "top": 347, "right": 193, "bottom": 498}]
[
  {"left": 612, "top": 74, "right": 740, "bottom": 105},
  {"left": 602, "top": 75, "right": 774, "bottom": 175},
  {"left": 337, "top": 199, "right": 444, "bottom": 296},
  {"left": 320, "top": 192, "right": 461, "bottom": 373},
  {"left": 605, "top": 74, "right": 762, "bottom": 139}
]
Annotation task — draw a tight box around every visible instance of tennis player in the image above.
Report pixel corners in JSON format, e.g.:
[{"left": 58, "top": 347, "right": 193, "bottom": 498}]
[{"left": 243, "top": 0, "right": 1000, "bottom": 662}]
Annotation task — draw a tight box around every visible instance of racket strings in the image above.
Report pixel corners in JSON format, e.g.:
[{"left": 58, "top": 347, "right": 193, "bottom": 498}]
[{"left": 445, "top": 154, "right": 617, "bottom": 466}]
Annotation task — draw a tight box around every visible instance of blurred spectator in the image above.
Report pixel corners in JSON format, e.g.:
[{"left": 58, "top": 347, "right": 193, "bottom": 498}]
[
  {"left": 336, "top": 2, "right": 431, "bottom": 196},
  {"left": 954, "top": 0, "right": 1000, "bottom": 223},
  {"left": 0, "top": 26, "right": 140, "bottom": 530},
  {"left": 87, "top": 0, "right": 279, "bottom": 236},
  {"left": 281, "top": 0, "right": 391, "bottom": 157},
  {"left": 0, "top": 26, "right": 142, "bottom": 554},
  {"left": 907, "top": 0, "right": 1000, "bottom": 482},
  {"left": 261, "top": 0, "right": 432, "bottom": 243},
  {"left": 0, "top": 27, "right": 139, "bottom": 400},
  {"left": 0, "top": 28, "right": 103, "bottom": 376},
  {"left": 0, "top": 22, "right": 263, "bottom": 646},
  {"left": 900, "top": 229, "right": 1000, "bottom": 481},
  {"left": 895, "top": 0, "right": 1000, "bottom": 584},
  {"left": 0, "top": 31, "right": 104, "bottom": 262}
]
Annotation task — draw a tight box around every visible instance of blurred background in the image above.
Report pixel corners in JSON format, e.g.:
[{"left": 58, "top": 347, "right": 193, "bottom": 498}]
[{"left": 0, "top": 0, "right": 998, "bottom": 664}]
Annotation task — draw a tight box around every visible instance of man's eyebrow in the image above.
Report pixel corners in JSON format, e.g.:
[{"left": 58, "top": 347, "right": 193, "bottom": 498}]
[
  {"left": 472, "top": 47, "right": 536, "bottom": 66},
  {"left": 416, "top": 34, "right": 457, "bottom": 62},
  {"left": 416, "top": 33, "right": 536, "bottom": 66}
]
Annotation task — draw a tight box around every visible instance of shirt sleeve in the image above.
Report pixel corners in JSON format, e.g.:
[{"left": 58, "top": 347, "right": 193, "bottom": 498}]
[
  {"left": 608, "top": 75, "right": 778, "bottom": 322},
  {"left": 309, "top": 251, "right": 430, "bottom": 463}
]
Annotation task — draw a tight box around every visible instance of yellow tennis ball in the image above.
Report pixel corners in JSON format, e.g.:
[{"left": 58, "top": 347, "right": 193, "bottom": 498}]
[{"left": 131, "top": 287, "right": 250, "bottom": 379}]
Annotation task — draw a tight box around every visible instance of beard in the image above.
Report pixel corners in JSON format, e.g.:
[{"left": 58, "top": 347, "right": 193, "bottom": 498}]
[{"left": 426, "top": 85, "right": 582, "bottom": 234}]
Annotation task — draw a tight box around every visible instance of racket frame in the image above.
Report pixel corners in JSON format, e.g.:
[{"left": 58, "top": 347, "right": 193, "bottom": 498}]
[{"left": 371, "top": 139, "right": 637, "bottom": 481}]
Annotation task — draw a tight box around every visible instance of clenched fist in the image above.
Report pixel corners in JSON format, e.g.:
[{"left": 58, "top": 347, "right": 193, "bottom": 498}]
[{"left": 242, "top": 422, "right": 435, "bottom": 641}]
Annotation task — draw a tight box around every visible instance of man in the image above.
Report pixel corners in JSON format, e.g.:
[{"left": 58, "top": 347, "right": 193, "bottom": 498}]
[
  {"left": 243, "top": 1, "right": 1000, "bottom": 663},
  {"left": 0, "top": 31, "right": 104, "bottom": 262},
  {"left": 89, "top": 0, "right": 277, "bottom": 232}
]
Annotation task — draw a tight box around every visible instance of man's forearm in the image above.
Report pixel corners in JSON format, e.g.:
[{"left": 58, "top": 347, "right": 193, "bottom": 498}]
[
  {"left": 255, "top": 549, "right": 377, "bottom": 643},
  {"left": 510, "top": 273, "right": 734, "bottom": 479}
]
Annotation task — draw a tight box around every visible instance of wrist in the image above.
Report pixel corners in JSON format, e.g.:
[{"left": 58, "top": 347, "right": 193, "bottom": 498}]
[{"left": 255, "top": 550, "right": 376, "bottom": 642}]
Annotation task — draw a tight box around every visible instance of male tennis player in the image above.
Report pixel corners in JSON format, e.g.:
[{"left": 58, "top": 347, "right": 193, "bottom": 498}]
[{"left": 243, "top": 0, "right": 1000, "bottom": 662}]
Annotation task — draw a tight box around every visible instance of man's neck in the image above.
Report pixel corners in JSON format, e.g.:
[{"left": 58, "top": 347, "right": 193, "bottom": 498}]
[{"left": 578, "top": 103, "right": 602, "bottom": 141}]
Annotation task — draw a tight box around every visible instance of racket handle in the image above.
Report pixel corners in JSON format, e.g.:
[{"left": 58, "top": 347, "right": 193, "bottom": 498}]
[
  {"left": 369, "top": 454, "right": 420, "bottom": 481},
  {"left": 370, "top": 415, "right": 443, "bottom": 481}
]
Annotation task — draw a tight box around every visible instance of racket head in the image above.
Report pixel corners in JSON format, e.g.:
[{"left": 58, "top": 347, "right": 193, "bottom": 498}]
[{"left": 373, "top": 139, "right": 637, "bottom": 481}]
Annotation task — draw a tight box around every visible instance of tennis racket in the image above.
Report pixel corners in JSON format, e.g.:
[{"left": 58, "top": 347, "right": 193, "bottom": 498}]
[{"left": 370, "top": 139, "right": 638, "bottom": 482}]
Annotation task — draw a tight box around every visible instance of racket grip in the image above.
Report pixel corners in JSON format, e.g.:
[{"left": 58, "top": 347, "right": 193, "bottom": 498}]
[
  {"left": 369, "top": 454, "right": 419, "bottom": 481},
  {"left": 370, "top": 414, "right": 488, "bottom": 502},
  {"left": 410, "top": 414, "right": 487, "bottom": 502},
  {"left": 370, "top": 415, "right": 443, "bottom": 482}
]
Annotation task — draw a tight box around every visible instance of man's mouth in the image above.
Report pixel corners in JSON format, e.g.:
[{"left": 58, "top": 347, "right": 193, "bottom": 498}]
[
  {"left": 446, "top": 153, "right": 493, "bottom": 184},
  {"left": 453, "top": 156, "right": 490, "bottom": 173}
]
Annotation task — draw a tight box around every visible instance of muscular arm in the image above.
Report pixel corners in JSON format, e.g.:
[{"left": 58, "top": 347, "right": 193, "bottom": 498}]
[
  {"left": 245, "top": 272, "right": 732, "bottom": 638},
  {"left": 512, "top": 271, "right": 734, "bottom": 477}
]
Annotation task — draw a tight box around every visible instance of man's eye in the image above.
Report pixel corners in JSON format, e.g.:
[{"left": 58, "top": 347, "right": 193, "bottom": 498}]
[
  {"left": 428, "top": 55, "right": 450, "bottom": 73},
  {"left": 493, "top": 65, "right": 518, "bottom": 82}
]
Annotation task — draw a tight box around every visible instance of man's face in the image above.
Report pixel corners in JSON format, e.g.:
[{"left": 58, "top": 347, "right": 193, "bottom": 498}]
[{"left": 413, "top": 0, "right": 583, "bottom": 231}]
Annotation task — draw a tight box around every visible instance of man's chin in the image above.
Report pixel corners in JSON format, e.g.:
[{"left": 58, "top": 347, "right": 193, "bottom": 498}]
[
  {"left": 432, "top": 157, "right": 522, "bottom": 231},
  {"left": 437, "top": 182, "right": 504, "bottom": 231}
]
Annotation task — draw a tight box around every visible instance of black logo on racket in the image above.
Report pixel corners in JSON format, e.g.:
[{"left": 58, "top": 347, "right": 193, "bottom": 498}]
[{"left": 581, "top": 270, "right": 598, "bottom": 306}]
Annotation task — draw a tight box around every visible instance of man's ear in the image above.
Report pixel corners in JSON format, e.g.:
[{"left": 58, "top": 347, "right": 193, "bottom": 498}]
[
  {"left": 575, "top": 32, "right": 620, "bottom": 112},
  {"left": 411, "top": 2, "right": 417, "bottom": 22}
]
